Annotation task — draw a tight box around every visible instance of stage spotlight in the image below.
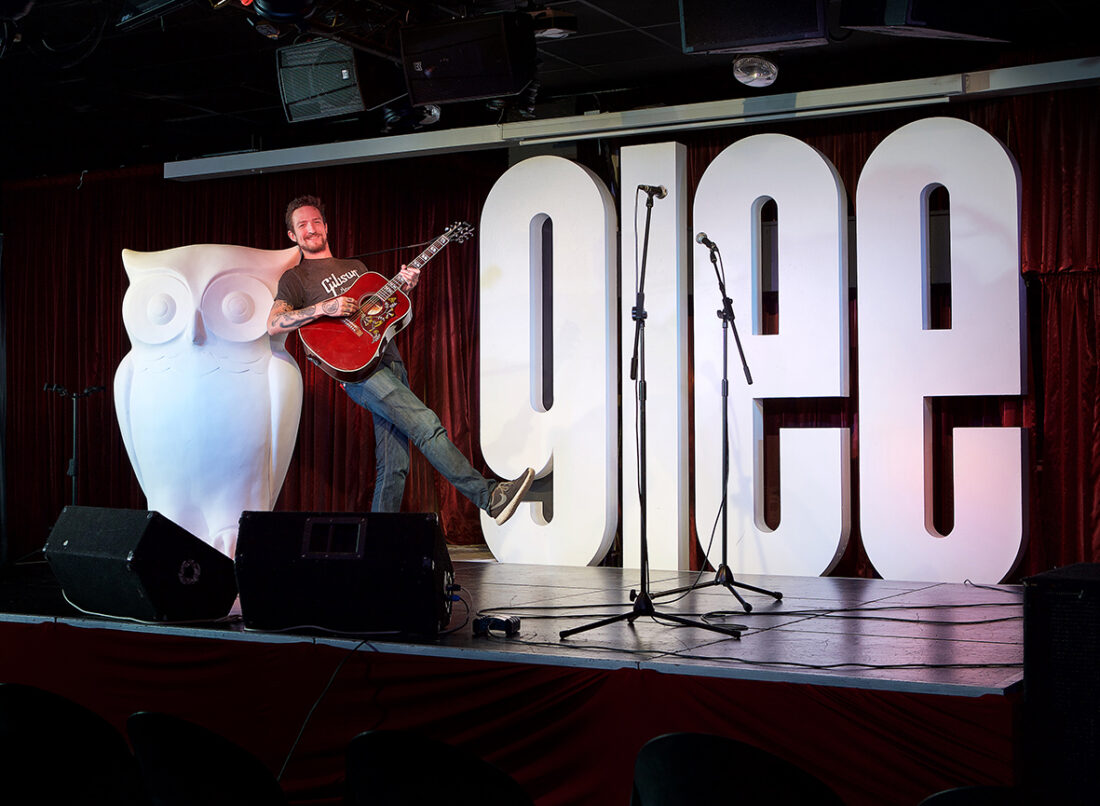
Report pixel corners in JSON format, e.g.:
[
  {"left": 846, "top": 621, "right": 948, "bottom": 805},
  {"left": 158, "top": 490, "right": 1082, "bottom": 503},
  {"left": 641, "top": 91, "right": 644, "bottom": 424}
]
[
  {"left": 252, "top": 0, "right": 313, "bottom": 24},
  {"left": 418, "top": 104, "right": 440, "bottom": 126},
  {"left": 733, "top": 55, "right": 777, "bottom": 87},
  {"left": 381, "top": 100, "right": 441, "bottom": 133}
]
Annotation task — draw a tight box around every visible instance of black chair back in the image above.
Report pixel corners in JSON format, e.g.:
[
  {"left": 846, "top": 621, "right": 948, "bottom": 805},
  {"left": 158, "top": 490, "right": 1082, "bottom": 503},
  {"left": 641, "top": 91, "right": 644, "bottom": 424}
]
[
  {"left": 0, "top": 682, "right": 147, "bottom": 805},
  {"left": 919, "top": 784, "right": 1072, "bottom": 805},
  {"left": 127, "top": 711, "right": 288, "bottom": 806},
  {"left": 632, "top": 732, "right": 845, "bottom": 806}
]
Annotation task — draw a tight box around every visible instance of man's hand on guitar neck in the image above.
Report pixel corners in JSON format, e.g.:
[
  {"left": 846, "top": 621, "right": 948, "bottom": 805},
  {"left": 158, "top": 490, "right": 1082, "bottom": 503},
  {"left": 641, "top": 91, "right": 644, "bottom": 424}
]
[{"left": 397, "top": 264, "right": 420, "bottom": 291}]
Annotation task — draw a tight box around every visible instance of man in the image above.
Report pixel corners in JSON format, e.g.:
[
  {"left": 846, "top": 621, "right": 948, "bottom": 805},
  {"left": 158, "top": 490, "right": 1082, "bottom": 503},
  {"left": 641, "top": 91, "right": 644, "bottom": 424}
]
[{"left": 267, "top": 195, "right": 534, "bottom": 525}]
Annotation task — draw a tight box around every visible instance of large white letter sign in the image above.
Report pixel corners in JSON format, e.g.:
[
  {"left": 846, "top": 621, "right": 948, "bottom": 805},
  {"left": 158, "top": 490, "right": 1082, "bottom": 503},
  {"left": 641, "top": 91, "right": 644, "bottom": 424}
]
[
  {"left": 479, "top": 155, "right": 618, "bottom": 565},
  {"left": 620, "top": 142, "right": 691, "bottom": 572},
  {"left": 694, "top": 134, "right": 850, "bottom": 576},
  {"left": 857, "top": 117, "right": 1027, "bottom": 583}
]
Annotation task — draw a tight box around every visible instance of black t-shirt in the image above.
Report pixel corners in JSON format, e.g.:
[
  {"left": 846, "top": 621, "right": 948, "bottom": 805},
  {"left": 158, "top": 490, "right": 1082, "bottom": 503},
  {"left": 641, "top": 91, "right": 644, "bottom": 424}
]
[{"left": 276, "top": 256, "right": 402, "bottom": 363}]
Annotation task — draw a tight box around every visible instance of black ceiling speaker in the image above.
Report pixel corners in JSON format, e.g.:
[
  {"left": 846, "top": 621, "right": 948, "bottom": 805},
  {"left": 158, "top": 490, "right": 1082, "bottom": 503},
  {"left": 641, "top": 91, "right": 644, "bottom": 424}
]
[
  {"left": 277, "top": 39, "right": 366, "bottom": 122},
  {"left": 44, "top": 506, "right": 237, "bottom": 622},
  {"left": 679, "top": 0, "right": 828, "bottom": 54},
  {"left": 400, "top": 12, "right": 536, "bottom": 106},
  {"left": 234, "top": 511, "right": 455, "bottom": 635},
  {"left": 839, "top": 0, "right": 1010, "bottom": 41}
]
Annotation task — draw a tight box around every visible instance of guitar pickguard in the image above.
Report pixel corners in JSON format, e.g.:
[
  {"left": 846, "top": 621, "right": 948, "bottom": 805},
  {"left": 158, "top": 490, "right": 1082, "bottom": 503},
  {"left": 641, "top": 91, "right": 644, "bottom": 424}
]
[{"left": 359, "top": 296, "right": 400, "bottom": 343}]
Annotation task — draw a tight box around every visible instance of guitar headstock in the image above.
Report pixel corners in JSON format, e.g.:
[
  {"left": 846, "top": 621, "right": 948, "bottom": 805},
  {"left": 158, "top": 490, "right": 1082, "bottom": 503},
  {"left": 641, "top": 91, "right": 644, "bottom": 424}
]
[{"left": 444, "top": 221, "right": 475, "bottom": 243}]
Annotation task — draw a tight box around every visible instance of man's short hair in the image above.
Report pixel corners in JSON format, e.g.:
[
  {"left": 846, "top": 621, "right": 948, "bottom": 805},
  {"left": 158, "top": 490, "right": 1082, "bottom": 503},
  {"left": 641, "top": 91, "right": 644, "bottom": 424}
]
[{"left": 285, "top": 195, "right": 325, "bottom": 231}]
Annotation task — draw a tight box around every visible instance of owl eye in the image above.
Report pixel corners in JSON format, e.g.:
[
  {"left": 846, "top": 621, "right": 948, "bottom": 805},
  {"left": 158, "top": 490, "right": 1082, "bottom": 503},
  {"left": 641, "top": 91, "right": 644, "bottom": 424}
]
[
  {"left": 200, "top": 274, "right": 274, "bottom": 343},
  {"left": 122, "top": 274, "right": 192, "bottom": 345}
]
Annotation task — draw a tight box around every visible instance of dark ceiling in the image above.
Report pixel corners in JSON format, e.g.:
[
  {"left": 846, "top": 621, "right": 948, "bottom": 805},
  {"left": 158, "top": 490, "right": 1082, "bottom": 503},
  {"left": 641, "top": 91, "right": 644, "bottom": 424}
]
[{"left": 1, "top": 0, "right": 1098, "bottom": 180}]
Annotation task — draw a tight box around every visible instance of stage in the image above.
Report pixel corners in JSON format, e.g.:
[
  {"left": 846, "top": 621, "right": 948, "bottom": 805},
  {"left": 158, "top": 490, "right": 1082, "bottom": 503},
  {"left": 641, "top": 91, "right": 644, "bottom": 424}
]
[{"left": 0, "top": 555, "right": 1024, "bottom": 805}]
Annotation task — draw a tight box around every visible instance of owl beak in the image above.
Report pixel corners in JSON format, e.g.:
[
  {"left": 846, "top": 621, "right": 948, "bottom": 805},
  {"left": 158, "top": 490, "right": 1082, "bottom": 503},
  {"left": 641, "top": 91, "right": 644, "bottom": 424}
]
[{"left": 191, "top": 309, "right": 207, "bottom": 345}]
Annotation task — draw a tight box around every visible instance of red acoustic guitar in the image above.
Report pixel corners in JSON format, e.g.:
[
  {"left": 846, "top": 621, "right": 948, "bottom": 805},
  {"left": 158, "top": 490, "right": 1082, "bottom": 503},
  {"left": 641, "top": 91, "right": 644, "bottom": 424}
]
[{"left": 298, "top": 221, "right": 475, "bottom": 382}]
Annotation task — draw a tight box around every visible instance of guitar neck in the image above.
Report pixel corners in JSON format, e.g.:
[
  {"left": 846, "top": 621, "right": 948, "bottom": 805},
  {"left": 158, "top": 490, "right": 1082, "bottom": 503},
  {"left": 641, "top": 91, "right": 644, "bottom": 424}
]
[
  {"left": 378, "top": 233, "right": 451, "bottom": 295},
  {"left": 408, "top": 233, "right": 450, "bottom": 271}
]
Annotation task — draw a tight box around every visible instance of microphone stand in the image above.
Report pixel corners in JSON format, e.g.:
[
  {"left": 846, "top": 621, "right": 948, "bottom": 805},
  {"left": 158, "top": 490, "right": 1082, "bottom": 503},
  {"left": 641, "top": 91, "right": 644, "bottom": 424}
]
[
  {"left": 44, "top": 383, "right": 105, "bottom": 506},
  {"left": 561, "top": 189, "right": 745, "bottom": 640},
  {"left": 651, "top": 239, "right": 782, "bottom": 612}
]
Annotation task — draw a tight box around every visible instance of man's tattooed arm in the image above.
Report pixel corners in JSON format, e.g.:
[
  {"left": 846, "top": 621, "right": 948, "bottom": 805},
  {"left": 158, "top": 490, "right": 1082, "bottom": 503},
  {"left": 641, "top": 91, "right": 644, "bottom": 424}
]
[{"left": 267, "top": 297, "right": 357, "bottom": 336}]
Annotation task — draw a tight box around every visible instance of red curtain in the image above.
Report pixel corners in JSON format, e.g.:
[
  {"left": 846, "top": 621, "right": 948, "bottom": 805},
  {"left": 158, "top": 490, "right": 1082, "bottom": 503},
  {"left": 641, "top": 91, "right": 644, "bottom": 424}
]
[
  {"left": 3, "top": 87, "right": 1099, "bottom": 576},
  {"left": 0, "top": 620, "right": 1019, "bottom": 806}
]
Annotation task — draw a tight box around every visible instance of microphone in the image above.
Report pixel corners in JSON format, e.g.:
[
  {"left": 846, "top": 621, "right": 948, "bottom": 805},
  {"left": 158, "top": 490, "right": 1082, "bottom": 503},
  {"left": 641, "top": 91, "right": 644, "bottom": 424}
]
[
  {"left": 696, "top": 232, "right": 718, "bottom": 250},
  {"left": 638, "top": 184, "right": 667, "bottom": 199}
]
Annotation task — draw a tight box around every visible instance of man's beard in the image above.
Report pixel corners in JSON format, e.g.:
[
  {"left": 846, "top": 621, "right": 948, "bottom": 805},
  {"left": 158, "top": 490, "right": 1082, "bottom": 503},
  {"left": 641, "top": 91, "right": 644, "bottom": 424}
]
[{"left": 299, "top": 234, "right": 327, "bottom": 254}]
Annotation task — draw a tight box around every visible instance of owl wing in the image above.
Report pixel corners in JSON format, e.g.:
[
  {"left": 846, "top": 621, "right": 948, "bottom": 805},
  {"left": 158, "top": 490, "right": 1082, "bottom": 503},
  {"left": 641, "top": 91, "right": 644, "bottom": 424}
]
[
  {"left": 267, "top": 336, "right": 304, "bottom": 506},
  {"left": 113, "top": 352, "right": 146, "bottom": 491}
]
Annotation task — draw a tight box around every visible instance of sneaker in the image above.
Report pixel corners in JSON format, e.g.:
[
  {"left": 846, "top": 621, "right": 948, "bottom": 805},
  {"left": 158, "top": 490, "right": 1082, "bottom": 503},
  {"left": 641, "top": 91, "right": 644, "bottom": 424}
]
[{"left": 487, "top": 468, "right": 535, "bottom": 525}]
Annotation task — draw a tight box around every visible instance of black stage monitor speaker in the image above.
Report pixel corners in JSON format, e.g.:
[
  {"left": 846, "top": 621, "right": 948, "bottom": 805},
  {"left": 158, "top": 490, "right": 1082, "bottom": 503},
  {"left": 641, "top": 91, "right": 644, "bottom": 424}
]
[
  {"left": 44, "top": 506, "right": 238, "bottom": 622},
  {"left": 277, "top": 40, "right": 367, "bottom": 122},
  {"left": 679, "top": 0, "right": 827, "bottom": 54},
  {"left": 839, "top": 0, "right": 1009, "bottom": 41},
  {"left": 400, "top": 12, "right": 536, "bottom": 106},
  {"left": 1023, "top": 563, "right": 1100, "bottom": 803},
  {"left": 234, "top": 511, "right": 455, "bottom": 635}
]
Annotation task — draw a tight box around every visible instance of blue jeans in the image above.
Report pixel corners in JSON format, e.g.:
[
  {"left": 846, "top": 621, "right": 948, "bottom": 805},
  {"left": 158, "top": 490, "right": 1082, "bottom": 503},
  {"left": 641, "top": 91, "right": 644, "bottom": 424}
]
[{"left": 343, "top": 355, "right": 493, "bottom": 513}]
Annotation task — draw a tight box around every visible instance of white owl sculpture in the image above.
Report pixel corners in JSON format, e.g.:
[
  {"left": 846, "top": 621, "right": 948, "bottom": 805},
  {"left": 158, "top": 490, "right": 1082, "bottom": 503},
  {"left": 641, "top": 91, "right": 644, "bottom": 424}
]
[{"left": 115, "top": 243, "right": 304, "bottom": 559}]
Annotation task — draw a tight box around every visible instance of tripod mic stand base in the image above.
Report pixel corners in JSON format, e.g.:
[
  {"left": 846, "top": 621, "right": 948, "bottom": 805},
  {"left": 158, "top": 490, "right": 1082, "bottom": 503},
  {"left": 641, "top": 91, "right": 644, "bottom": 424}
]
[
  {"left": 652, "top": 564, "right": 782, "bottom": 614},
  {"left": 559, "top": 590, "right": 745, "bottom": 640}
]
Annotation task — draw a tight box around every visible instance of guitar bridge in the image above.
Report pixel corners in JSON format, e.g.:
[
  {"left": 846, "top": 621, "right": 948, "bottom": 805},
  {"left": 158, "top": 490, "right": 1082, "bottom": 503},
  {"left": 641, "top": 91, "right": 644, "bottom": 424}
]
[{"left": 342, "top": 316, "right": 364, "bottom": 337}]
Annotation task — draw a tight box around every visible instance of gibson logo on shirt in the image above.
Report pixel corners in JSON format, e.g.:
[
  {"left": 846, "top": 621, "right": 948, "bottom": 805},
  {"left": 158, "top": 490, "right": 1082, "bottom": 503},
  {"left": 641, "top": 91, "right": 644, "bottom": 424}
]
[{"left": 322, "top": 269, "right": 360, "bottom": 296}]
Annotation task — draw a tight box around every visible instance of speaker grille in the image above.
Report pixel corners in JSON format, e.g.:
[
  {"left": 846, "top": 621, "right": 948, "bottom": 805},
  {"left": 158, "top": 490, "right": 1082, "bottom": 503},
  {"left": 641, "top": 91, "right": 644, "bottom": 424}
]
[
  {"left": 277, "top": 40, "right": 365, "bottom": 123},
  {"left": 1023, "top": 563, "right": 1100, "bottom": 802}
]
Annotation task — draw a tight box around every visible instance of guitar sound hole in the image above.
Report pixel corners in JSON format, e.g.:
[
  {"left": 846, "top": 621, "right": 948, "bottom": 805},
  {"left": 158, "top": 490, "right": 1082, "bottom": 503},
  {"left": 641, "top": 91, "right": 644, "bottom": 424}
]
[{"left": 364, "top": 302, "right": 383, "bottom": 316}]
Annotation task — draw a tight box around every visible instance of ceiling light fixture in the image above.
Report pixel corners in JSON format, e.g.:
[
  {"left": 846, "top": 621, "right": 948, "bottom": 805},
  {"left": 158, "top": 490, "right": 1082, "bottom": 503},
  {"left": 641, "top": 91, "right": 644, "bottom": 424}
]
[
  {"left": 732, "top": 55, "right": 778, "bottom": 88},
  {"left": 418, "top": 104, "right": 440, "bottom": 126}
]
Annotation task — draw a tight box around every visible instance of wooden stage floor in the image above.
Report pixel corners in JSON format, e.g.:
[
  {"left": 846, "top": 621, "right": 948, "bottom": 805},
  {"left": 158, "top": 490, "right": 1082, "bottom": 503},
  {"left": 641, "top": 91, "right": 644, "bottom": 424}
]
[{"left": 445, "top": 557, "right": 1023, "bottom": 697}]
